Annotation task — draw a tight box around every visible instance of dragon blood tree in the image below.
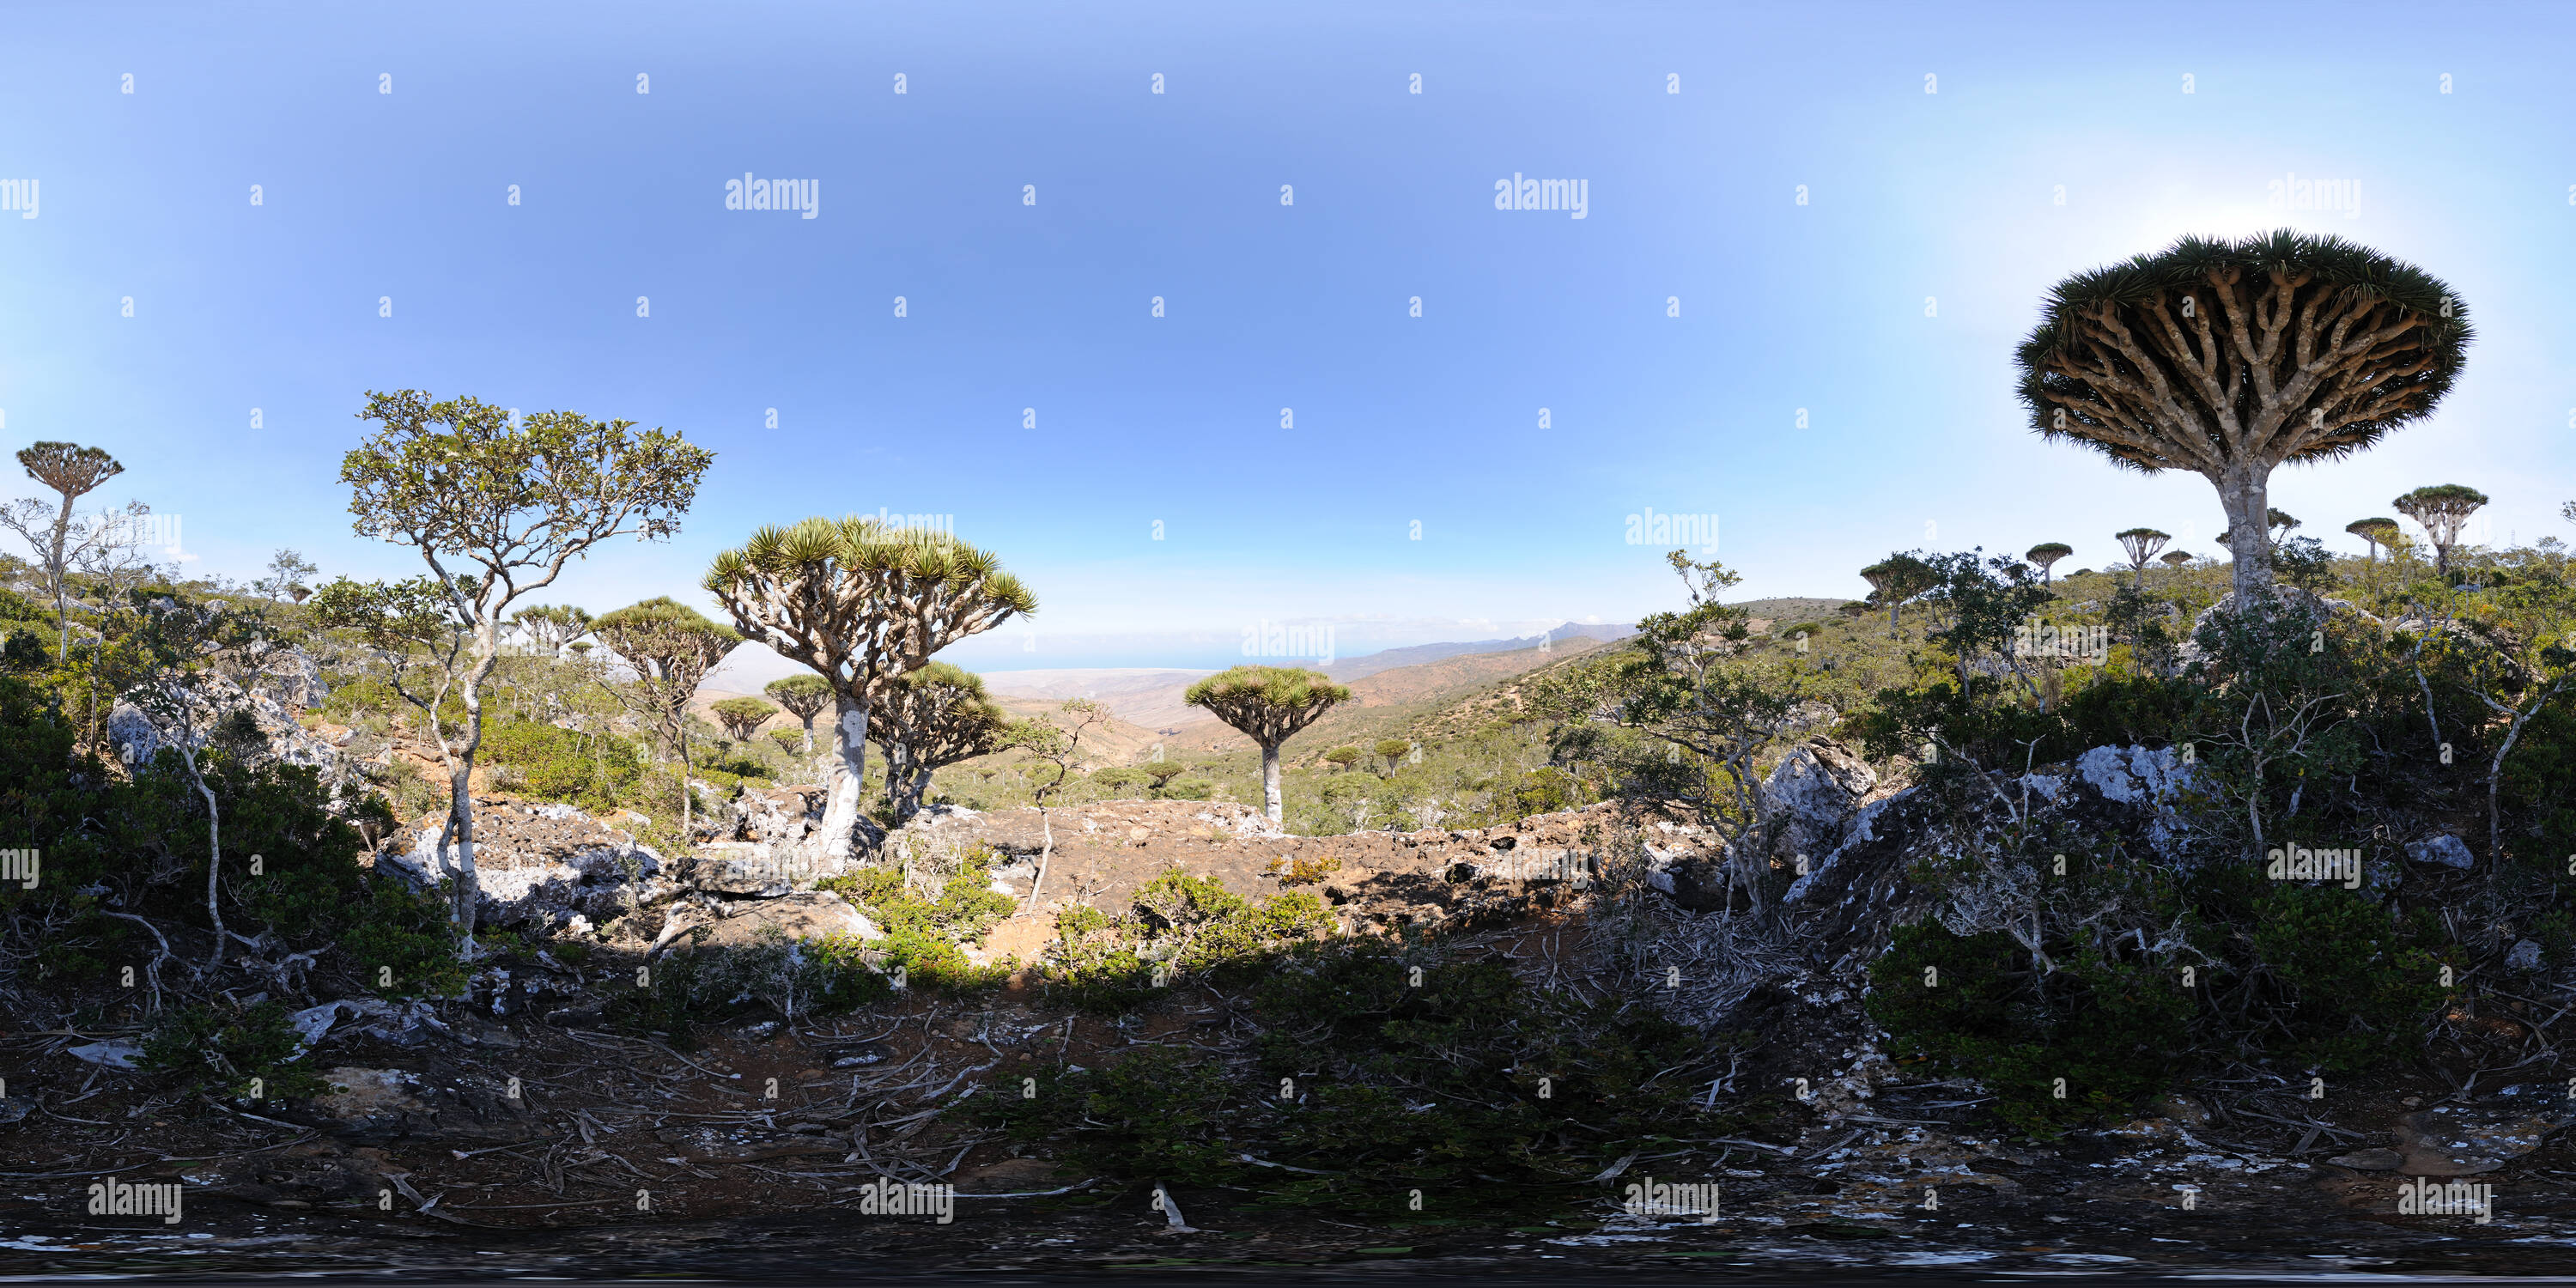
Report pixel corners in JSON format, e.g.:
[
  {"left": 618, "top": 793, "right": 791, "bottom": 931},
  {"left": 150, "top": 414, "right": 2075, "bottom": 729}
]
[
  {"left": 765, "top": 673, "right": 831, "bottom": 754},
  {"left": 2018, "top": 231, "right": 2469, "bottom": 605},
  {"left": 2395, "top": 483, "right": 2489, "bottom": 576},
  {"left": 704, "top": 517, "right": 1033, "bottom": 860},
  {"left": 2347, "top": 517, "right": 2400, "bottom": 562},
  {"left": 2115, "top": 527, "right": 2169, "bottom": 591},
  {"left": 1184, "top": 665, "right": 1351, "bottom": 825},
  {"left": 870, "top": 661, "right": 1011, "bottom": 826},
  {"left": 2026, "top": 542, "right": 2073, "bottom": 586},
  {"left": 1860, "top": 555, "right": 1935, "bottom": 629}
]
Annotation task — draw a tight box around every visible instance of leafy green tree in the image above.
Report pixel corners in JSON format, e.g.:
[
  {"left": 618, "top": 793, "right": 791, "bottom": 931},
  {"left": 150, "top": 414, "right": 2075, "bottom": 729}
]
[
  {"left": 2160, "top": 550, "right": 2192, "bottom": 573},
  {"left": 510, "top": 604, "right": 592, "bottom": 655},
  {"left": 1184, "top": 666, "right": 1352, "bottom": 824},
  {"left": 1009, "top": 698, "right": 1110, "bottom": 908},
  {"left": 2395, "top": 483, "right": 2489, "bottom": 576},
  {"left": 1548, "top": 552, "right": 1807, "bottom": 914},
  {"left": 592, "top": 597, "right": 742, "bottom": 835},
  {"left": 1371, "top": 738, "right": 1412, "bottom": 777},
  {"left": 2410, "top": 569, "right": 2576, "bottom": 856},
  {"left": 710, "top": 696, "right": 777, "bottom": 742},
  {"left": 1322, "top": 745, "right": 1363, "bottom": 773},
  {"left": 340, "top": 391, "right": 714, "bottom": 954},
  {"left": 871, "top": 662, "right": 1011, "bottom": 825},
  {"left": 254, "top": 549, "right": 319, "bottom": 605},
  {"left": 0, "top": 441, "right": 127, "bottom": 659},
  {"left": 2019, "top": 231, "right": 2468, "bottom": 601},
  {"left": 704, "top": 517, "right": 1034, "bottom": 860},
  {"left": 2026, "top": 543, "right": 2073, "bottom": 586},
  {"left": 2348, "top": 518, "right": 2400, "bottom": 562},
  {"left": 310, "top": 572, "right": 476, "bottom": 868},
  {"left": 113, "top": 592, "right": 267, "bottom": 971},
  {"left": 1916, "top": 550, "right": 2059, "bottom": 708},
  {"left": 2273, "top": 536, "right": 2336, "bottom": 596},
  {"left": 2114, "top": 527, "right": 2169, "bottom": 591},
  {"left": 1143, "top": 760, "right": 1192, "bottom": 792},
  {"left": 765, "top": 673, "right": 832, "bottom": 754}
]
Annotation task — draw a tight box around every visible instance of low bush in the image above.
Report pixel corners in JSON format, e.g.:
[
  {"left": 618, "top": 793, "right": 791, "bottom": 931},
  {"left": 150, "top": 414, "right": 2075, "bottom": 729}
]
[
  {"left": 974, "top": 939, "right": 1713, "bottom": 1215},
  {"left": 138, "top": 999, "right": 327, "bottom": 1101}
]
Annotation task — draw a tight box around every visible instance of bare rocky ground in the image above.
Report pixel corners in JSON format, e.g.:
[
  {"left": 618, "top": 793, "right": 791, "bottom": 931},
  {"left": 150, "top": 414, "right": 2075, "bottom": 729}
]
[{"left": 9, "top": 741, "right": 2576, "bottom": 1278}]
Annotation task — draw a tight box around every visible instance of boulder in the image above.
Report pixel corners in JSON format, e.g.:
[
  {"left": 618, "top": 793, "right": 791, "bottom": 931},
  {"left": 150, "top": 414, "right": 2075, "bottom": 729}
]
[
  {"left": 2407, "top": 833, "right": 2476, "bottom": 870},
  {"left": 699, "top": 892, "right": 884, "bottom": 948},
  {"left": 2391, "top": 1092, "right": 2576, "bottom": 1176},
  {"left": 1761, "top": 738, "right": 1875, "bottom": 869},
  {"left": 376, "top": 806, "right": 669, "bottom": 929},
  {"left": 301, "top": 1066, "right": 534, "bottom": 1144},
  {"left": 255, "top": 647, "right": 332, "bottom": 711},
  {"left": 109, "top": 674, "right": 345, "bottom": 779}
]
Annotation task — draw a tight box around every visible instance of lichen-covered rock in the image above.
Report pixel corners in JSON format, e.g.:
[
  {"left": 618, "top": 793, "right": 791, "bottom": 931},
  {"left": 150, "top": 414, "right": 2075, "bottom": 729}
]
[
  {"left": 2407, "top": 833, "right": 2476, "bottom": 870},
  {"left": 699, "top": 891, "right": 884, "bottom": 947},
  {"left": 109, "top": 674, "right": 345, "bottom": 779},
  {"left": 376, "top": 803, "right": 668, "bottom": 929},
  {"left": 1762, "top": 738, "right": 1875, "bottom": 871}
]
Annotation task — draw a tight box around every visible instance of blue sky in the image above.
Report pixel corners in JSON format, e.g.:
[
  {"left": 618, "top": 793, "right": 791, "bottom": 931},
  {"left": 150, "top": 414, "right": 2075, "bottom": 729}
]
[{"left": 2, "top": 0, "right": 2571, "bottom": 676}]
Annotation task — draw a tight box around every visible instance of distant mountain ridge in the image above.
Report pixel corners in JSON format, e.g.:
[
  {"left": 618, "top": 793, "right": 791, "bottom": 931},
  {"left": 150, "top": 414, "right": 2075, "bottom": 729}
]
[{"left": 1324, "top": 621, "right": 1634, "bottom": 682}]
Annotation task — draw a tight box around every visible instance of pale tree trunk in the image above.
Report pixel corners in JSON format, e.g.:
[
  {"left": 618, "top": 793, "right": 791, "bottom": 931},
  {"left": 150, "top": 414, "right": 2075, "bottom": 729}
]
[
  {"left": 189, "top": 753, "right": 225, "bottom": 975},
  {"left": 2215, "top": 463, "right": 2275, "bottom": 606},
  {"left": 798, "top": 715, "right": 815, "bottom": 755},
  {"left": 677, "top": 724, "right": 693, "bottom": 841},
  {"left": 1261, "top": 742, "right": 1284, "bottom": 825},
  {"left": 447, "top": 623, "right": 500, "bottom": 961},
  {"left": 447, "top": 766, "right": 476, "bottom": 948},
  {"left": 879, "top": 739, "right": 914, "bottom": 823},
  {"left": 1028, "top": 805, "right": 1054, "bottom": 914},
  {"left": 817, "top": 689, "right": 872, "bottom": 860},
  {"left": 48, "top": 496, "right": 74, "bottom": 662}
]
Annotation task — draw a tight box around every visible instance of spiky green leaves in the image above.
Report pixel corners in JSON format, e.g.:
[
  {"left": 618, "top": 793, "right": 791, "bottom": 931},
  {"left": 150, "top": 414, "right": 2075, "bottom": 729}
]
[
  {"left": 1183, "top": 665, "right": 1351, "bottom": 749},
  {"left": 2026, "top": 543, "right": 2074, "bottom": 566},
  {"left": 765, "top": 673, "right": 832, "bottom": 720},
  {"left": 2115, "top": 528, "right": 2171, "bottom": 565},
  {"left": 2394, "top": 485, "right": 2490, "bottom": 572},
  {"left": 511, "top": 604, "right": 592, "bottom": 653},
  {"left": 872, "top": 662, "right": 1012, "bottom": 775},
  {"left": 702, "top": 515, "right": 1036, "bottom": 693},
  {"left": 2395, "top": 484, "right": 2489, "bottom": 523},
  {"left": 710, "top": 696, "right": 778, "bottom": 742},
  {"left": 1860, "top": 555, "right": 1937, "bottom": 602},
  {"left": 15, "top": 440, "right": 122, "bottom": 500},
  {"left": 594, "top": 597, "right": 739, "bottom": 683},
  {"left": 595, "top": 597, "right": 741, "bottom": 756},
  {"left": 2016, "top": 231, "right": 2469, "bottom": 477}
]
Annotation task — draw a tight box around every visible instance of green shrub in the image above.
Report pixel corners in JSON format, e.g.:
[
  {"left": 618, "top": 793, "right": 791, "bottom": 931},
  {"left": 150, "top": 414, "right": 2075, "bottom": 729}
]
[
  {"left": 1038, "top": 871, "right": 1335, "bottom": 1012},
  {"left": 480, "top": 719, "right": 644, "bottom": 808},
  {"left": 337, "top": 875, "right": 466, "bottom": 999},
  {"left": 609, "top": 925, "right": 896, "bottom": 1047},
  {"left": 817, "top": 844, "right": 1017, "bottom": 993},
  {"left": 138, "top": 999, "right": 326, "bottom": 1101},
  {"left": 975, "top": 940, "right": 1707, "bottom": 1215}
]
